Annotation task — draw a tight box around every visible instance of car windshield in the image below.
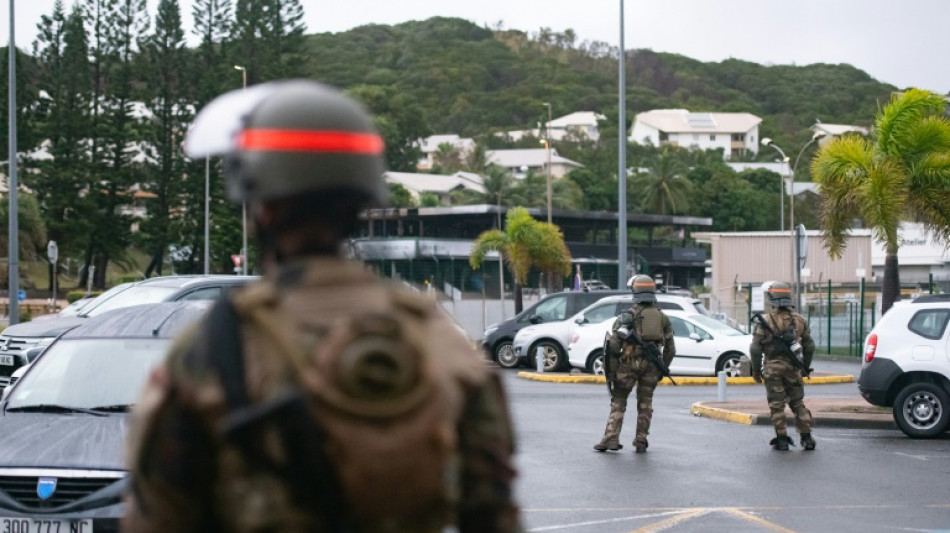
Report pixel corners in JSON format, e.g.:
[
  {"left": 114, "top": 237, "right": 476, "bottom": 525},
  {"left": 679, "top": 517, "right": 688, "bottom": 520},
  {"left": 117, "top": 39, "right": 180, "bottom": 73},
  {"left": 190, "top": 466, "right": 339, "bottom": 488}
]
[
  {"left": 81, "top": 285, "right": 180, "bottom": 317},
  {"left": 687, "top": 314, "right": 746, "bottom": 336},
  {"left": 58, "top": 297, "right": 95, "bottom": 317},
  {"left": 6, "top": 338, "right": 170, "bottom": 410}
]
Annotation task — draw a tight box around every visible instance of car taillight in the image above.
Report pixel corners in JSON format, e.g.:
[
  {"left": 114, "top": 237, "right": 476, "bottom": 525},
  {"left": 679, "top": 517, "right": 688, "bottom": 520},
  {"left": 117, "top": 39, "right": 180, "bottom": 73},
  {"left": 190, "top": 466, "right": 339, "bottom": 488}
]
[{"left": 864, "top": 333, "right": 877, "bottom": 363}]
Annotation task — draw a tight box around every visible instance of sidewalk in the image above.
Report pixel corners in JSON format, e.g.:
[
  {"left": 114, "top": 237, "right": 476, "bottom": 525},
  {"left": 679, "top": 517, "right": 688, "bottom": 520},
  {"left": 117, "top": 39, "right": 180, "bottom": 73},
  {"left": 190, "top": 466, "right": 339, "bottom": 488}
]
[{"left": 690, "top": 397, "right": 895, "bottom": 430}]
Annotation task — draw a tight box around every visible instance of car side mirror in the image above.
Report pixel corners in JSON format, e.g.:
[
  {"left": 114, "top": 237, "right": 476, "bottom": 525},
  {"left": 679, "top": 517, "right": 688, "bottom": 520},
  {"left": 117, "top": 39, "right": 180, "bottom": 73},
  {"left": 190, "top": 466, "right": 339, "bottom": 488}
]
[
  {"left": 575, "top": 316, "right": 586, "bottom": 324},
  {"left": 25, "top": 347, "right": 45, "bottom": 364},
  {"left": 689, "top": 333, "right": 702, "bottom": 342},
  {"left": 529, "top": 315, "right": 543, "bottom": 324}
]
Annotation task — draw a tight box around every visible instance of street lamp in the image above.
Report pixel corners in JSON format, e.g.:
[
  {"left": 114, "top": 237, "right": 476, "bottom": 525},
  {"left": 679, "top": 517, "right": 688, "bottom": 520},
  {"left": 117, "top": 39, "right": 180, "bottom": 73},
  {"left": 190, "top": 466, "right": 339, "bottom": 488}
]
[
  {"left": 542, "top": 102, "right": 553, "bottom": 224},
  {"left": 617, "top": 0, "right": 628, "bottom": 290},
  {"left": 760, "top": 137, "right": 790, "bottom": 231},
  {"left": 761, "top": 137, "right": 797, "bottom": 306},
  {"left": 789, "top": 129, "right": 827, "bottom": 310},
  {"left": 234, "top": 65, "right": 248, "bottom": 276},
  {"left": 7, "top": 0, "right": 20, "bottom": 324}
]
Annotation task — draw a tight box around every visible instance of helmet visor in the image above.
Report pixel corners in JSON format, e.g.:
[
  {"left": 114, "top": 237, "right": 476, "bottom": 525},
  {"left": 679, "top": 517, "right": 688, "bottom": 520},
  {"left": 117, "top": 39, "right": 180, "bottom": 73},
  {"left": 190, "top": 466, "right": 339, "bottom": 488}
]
[{"left": 184, "top": 84, "right": 279, "bottom": 158}]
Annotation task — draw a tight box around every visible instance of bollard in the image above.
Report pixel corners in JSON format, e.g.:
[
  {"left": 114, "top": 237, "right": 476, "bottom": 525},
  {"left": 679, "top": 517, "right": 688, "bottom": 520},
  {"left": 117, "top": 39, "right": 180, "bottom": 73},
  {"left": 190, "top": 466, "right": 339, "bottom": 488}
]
[
  {"left": 717, "top": 370, "right": 727, "bottom": 401},
  {"left": 536, "top": 346, "right": 545, "bottom": 373}
]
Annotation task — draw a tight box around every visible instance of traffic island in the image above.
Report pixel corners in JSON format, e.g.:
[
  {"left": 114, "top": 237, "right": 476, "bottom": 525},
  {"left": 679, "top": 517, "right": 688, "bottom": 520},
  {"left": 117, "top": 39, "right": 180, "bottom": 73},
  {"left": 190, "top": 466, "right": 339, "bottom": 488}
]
[
  {"left": 690, "top": 397, "right": 895, "bottom": 429},
  {"left": 515, "top": 371, "right": 854, "bottom": 386}
]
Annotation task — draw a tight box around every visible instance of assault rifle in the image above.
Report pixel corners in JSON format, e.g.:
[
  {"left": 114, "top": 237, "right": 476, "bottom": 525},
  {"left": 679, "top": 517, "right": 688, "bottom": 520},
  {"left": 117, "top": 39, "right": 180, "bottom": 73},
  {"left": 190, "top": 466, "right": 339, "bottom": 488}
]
[
  {"left": 752, "top": 312, "right": 813, "bottom": 378},
  {"left": 616, "top": 312, "right": 677, "bottom": 386}
]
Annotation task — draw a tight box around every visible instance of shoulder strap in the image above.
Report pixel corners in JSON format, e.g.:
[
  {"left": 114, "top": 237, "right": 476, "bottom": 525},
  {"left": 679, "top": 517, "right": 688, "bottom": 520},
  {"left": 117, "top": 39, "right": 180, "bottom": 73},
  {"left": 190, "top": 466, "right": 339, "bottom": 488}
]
[{"left": 185, "top": 297, "right": 248, "bottom": 409}]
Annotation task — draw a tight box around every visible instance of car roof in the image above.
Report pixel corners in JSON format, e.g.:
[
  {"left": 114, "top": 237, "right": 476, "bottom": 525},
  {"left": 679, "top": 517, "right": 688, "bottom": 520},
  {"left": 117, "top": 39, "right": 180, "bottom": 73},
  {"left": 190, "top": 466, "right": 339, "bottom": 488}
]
[
  {"left": 62, "top": 301, "right": 211, "bottom": 340},
  {"left": 132, "top": 275, "right": 257, "bottom": 289}
]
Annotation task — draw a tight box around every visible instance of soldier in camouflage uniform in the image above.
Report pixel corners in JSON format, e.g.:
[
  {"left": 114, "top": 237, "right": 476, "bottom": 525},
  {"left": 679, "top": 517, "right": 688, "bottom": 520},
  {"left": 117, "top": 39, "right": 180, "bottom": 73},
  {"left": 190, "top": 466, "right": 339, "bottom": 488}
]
[
  {"left": 123, "top": 80, "right": 522, "bottom": 532},
  {"left": 750, "top": 281, "right": 817, "bottom": 451},
  {"left": 594, "top": 275, "right": 675, "bottom": 453}
]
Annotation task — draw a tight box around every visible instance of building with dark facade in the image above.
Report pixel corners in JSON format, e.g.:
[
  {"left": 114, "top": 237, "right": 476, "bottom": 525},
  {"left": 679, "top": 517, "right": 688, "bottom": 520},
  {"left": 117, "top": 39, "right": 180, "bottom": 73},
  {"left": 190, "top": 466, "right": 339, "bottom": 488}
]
[{"left": 349, "top": 205, "right": 711, "bottom": 298}]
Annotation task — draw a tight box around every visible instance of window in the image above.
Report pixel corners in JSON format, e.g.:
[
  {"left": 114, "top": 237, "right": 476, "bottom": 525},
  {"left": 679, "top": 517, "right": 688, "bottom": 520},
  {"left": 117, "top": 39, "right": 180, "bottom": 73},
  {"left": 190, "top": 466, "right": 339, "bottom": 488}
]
[
  {"left": 583, "top": 303, "right": 621, "bottom": 324},
  {"left": 657, "top": 302, "right": 684, "bottom": 311},
  {"left": 533, "top": 296, "right": 569, "bottom": 323},
  {"left": 177, "top": 287, "right": 221, "bottom": 301},
  {"left": 668, "top": 316, "right": 691, "bottom": 338},
  {"left": 908, "top": 309, "right": 950, "bottom": 339},
  {"left": 732, "top": 134, "right": 745, "bottom": 141},
  {"left": 658, "top": 132, "right": 669, "bottom": 141},
  {"left": 709, "top": 134, "right": 716, "bottom": 141}
]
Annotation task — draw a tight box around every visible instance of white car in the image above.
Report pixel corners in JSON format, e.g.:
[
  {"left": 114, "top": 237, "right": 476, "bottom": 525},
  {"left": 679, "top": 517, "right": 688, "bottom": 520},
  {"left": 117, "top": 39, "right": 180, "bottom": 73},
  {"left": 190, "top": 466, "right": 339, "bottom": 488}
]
[
  {"left": 513, "top": 295, "right": 628, "bottom": 372},
  {"left": 859, "top": 297, "right": 950, "bottom": 438},
  {"left": 512, "top": 294, "right": 712, "bottom": 372},
  {"left": 567, "top": 310, "right": 751, "bottom": 377}
]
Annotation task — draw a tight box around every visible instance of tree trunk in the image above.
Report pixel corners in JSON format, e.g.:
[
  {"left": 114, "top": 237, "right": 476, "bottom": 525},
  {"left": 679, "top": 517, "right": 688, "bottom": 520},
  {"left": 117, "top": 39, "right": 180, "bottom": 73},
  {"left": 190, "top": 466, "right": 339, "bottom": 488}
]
[
  {"left": 514, "top": 281, "right": 523, "bottom": 315},
  {"left": 881, "top": 253, "right": 901, "bottom": 314}
]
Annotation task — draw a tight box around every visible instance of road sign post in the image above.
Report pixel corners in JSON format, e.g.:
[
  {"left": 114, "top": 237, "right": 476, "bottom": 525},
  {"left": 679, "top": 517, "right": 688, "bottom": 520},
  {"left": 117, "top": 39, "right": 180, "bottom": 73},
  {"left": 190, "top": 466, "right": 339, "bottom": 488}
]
[{"left": 47, "top": 241, "right": 58, "bottom": 313}]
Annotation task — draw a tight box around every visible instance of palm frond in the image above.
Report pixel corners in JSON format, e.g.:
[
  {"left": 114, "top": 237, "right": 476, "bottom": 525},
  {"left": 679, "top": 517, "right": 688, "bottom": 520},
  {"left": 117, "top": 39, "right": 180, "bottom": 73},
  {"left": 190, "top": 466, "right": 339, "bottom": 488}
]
[
  {"left": 893, "top": 115, "right": 950, "bottom": 167},
  {"left": 469, "top": 229, "right": 506, "bottom": 269},
  {"left": 812, "top": 136, "right": 874, "bottom": 258},
  {"left": 859, "top": 158, "right": 907, "bottom": 251},
  {"left": 876, "top": 88, "right": 948, "bottom": 156}
]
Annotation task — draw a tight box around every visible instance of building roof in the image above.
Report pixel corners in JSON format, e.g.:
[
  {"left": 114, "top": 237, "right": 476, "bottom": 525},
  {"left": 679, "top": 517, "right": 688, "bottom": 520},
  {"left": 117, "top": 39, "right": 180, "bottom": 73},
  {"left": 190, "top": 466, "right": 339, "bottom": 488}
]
[
  {"left": 384, "top": 171, "right": 486, "bottom": 197},
  {"left": 635, "top": 109, "right": 762, "bottom": 134},
  {"left": 418, "top": 134, "right": 475, "bottom": 154},
  {"left": 485, "top": 148, "right": 583, "bottom": 169},
  {"left": 813, "top": 123, "right": 869, "bottom": 137},
  {"left": 549, "top": 111, "right": 605, "bottom": 128}
]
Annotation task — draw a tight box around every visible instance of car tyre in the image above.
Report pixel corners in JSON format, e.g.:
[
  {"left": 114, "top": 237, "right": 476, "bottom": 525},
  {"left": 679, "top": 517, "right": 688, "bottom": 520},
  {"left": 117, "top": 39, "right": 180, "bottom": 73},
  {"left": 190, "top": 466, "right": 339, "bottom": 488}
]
[
  {"left": 494, "top": 340, "right": 520, "bottom": 369},
  {"left": 587, "top": 350, "right": 605, "bottom": 376},
  {"left": 893, "top": 382, "right": 950, "bottom": 439},
  {"left": 716, "top": 353, "right": 744, "bottom": 378},
  {"left": 529, "top": 340, "right": 567, "bottom": 372}
]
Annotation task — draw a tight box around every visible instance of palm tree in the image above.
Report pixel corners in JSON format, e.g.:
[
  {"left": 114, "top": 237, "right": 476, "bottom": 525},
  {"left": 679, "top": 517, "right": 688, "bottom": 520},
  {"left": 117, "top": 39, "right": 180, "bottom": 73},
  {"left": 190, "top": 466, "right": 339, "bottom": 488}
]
[
  {"left": 469, "top": 207, "right": 572, "bottom": 313},
  {"left": 631, "top": 147, "right": 692, "bottom": 215},
  {"left": 811, "top": 89, "right": 950, "bottom": 313}
]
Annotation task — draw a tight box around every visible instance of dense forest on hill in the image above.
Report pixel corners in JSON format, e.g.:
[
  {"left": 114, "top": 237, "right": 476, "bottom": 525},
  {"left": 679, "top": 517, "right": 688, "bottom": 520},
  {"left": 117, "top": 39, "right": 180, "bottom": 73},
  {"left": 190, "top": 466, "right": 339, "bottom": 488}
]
[{"left": 303, "top": 17, "right": 894, "bottom": 149}]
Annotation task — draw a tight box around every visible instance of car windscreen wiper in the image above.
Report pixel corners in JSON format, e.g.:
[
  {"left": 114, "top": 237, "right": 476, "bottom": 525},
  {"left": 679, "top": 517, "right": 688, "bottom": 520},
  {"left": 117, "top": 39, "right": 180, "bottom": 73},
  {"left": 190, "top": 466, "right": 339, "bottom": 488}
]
[
  {"left": 6, "top": 404, "right": 108, "bottom": 416},
  {"left": 88, "top": 404, "right": 131, "bottom": 413}
]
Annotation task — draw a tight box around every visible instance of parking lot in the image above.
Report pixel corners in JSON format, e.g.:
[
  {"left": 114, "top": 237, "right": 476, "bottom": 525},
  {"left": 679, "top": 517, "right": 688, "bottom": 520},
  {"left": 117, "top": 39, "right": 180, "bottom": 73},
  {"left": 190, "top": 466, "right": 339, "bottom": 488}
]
[{"left": 504, "top": 360, "right": 950, "bottom": 532}]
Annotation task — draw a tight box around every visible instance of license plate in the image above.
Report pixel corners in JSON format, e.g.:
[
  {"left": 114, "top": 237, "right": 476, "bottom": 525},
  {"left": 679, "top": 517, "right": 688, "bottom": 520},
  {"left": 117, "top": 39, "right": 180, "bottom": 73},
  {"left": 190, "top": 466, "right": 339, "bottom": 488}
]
[
  {"left": 0, "top": 356, "right": 12, "bottom": 366},
  {"left": 0, "top": 518, "right": 92, "bottom": 532}
]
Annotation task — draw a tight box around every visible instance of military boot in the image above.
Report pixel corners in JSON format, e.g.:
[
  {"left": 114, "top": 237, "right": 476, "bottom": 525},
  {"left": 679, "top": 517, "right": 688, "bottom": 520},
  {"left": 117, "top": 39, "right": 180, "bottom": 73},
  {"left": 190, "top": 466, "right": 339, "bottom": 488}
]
[
  {"left": 800, "top": 433, "right": 816, "bottom": 451},
  {"left": 634, "top": 437, "right": 649, "bottom": 453},
  {"left": 593, "top": 437, "right": 622, "bottom": 452},
  {"left": 769, "top": 435, "right": 794, "bottom": 451}
]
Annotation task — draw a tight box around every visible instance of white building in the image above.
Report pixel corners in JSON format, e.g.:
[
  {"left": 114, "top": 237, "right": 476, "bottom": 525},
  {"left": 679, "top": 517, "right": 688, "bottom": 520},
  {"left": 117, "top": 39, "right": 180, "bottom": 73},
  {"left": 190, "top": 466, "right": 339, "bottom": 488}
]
[
  {"left": 384, "top": 171, "right": 486, "bottom": 205},
  {"left": 630, "top": 109, "right": 762, "bottom": 159},
  {"left": 416, "top": 134, "right": 476, "bottom": 171},
  {"left": 813, "top": 122, "right": 869, "bottom": 147},
  {"left": 871, "top": 222, "right": 950, "bottom": 283},
  {"left": 485, "top": 148, "right": 583, "bottom": 179},
  {"left": 501, "top": 111, "right": 606, "bottom": 142}
]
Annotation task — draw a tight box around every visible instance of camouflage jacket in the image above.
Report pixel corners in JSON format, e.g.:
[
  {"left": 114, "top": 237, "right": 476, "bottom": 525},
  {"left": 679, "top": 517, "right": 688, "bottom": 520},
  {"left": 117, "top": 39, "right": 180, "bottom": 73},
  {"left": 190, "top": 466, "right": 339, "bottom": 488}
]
[
  {"left": 123, "top": 256, "right": 521, "bottom": 533},
  {"left": 749, "top": 308, "right": 815, "bottom": 372}
]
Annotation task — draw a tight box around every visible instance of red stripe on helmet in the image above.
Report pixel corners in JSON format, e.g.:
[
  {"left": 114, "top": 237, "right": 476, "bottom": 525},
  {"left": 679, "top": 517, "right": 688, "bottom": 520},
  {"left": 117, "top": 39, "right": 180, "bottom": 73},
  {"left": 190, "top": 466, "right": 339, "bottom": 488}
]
[
  {"left": 237, "top": 129, "right": 384, "bottom": 154},
  {"left": 769, "top": 288, "right": 791, "bottom": 293}
]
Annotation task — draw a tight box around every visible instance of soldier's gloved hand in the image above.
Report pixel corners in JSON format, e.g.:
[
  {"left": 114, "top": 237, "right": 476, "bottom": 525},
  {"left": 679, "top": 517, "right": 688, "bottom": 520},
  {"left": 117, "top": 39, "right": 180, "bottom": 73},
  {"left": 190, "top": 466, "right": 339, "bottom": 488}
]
[{"left": 752, "top": 371, "right": 762, "bottom": 384}]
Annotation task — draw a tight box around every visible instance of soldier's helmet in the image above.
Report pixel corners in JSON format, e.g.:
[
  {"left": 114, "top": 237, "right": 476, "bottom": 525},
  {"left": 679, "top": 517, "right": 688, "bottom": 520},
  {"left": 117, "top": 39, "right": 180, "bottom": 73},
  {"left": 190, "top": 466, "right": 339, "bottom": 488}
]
[
  {"left": 627, "top": 274, "right": 657, "bottom": 304},
  {"left": 184, "top": 79, "right": 386, "bottom": 207},
  {"left": 766, "top": 281, "right": 794, "bottom": 308}
]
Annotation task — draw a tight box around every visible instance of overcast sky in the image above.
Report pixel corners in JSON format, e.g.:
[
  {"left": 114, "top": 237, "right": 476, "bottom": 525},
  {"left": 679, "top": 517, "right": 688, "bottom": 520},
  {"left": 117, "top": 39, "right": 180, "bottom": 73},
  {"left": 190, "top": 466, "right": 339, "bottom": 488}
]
[{"left": 3, "top": 0, "right": 947, "bottom": 93}]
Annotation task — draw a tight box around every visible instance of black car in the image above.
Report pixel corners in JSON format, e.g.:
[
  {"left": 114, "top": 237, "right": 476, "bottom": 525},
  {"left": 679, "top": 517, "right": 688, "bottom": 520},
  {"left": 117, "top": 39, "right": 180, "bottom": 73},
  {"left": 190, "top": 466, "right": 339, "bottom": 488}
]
[
  {"left": 481, "top": 290, "right": 627, "bottom": 368},
  {"left": 0, "top": 275, "right": 255, "bottom": 388},
  {"left": 0, "top": 301, "right": 212, "bottom": 531}
]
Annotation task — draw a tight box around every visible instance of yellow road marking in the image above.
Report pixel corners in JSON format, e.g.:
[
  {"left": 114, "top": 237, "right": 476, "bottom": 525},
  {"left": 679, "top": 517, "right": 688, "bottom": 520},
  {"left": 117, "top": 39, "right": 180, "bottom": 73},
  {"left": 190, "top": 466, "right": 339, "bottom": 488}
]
[
  {"left": 628, "top": 508, "right": 711, "bottom": 533},
  {"left": 721, "top": 507, "right": 800, "bottom": 532}
]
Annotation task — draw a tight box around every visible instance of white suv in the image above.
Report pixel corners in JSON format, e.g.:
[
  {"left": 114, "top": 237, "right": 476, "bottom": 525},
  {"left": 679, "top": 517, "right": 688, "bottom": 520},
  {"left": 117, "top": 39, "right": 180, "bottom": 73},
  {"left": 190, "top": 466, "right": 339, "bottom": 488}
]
[{"left": 859, "top": 297, "right": 950, "bottom": 438}]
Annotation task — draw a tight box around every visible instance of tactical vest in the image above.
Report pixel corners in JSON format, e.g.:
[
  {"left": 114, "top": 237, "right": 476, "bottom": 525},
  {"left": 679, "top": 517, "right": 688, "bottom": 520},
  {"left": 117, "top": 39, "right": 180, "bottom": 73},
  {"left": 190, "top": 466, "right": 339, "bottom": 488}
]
[
  {"left": 763, "top": 310, "right": 803, "bottom": 359},
  {"left": 635, "top": 305, "right": 665, "bottom": 342},
  {"left": 214, "top": 278, "right": 478, "bottom": 531}
]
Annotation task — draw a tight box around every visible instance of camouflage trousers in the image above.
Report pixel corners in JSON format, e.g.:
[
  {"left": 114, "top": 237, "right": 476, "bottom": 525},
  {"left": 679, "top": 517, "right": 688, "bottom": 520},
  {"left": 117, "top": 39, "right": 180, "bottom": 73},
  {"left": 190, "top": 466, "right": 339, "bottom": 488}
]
[
  {"left": 762, "top": 357, "right": 813, "bottom": 435},
  {"left": 602, "top": 357, "right": 660, "bottom": 443}
]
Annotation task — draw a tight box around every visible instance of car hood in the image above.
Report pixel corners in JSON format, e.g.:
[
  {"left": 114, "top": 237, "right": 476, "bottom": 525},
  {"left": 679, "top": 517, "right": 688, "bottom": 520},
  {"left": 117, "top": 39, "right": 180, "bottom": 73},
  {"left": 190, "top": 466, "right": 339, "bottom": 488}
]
[
  {"left": 0, "top": 412, "right": 127, "bottom": 470},
  {"left": 0, "top": 317, "right": 86, "bottom": 338}
]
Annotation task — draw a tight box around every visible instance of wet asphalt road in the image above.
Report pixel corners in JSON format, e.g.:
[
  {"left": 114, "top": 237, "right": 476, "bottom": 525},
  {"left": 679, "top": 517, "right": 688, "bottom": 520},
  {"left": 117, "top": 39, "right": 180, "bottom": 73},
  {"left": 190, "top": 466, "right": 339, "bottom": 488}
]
[{"left": 502, "top": 359, "right": 950, "bottom": 533}]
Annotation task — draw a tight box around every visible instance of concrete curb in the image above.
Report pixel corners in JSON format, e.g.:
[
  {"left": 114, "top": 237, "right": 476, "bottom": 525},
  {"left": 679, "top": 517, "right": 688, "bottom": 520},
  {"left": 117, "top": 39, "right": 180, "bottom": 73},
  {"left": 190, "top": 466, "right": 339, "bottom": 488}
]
[
  {"left": 515, "top": 372, "right": 855, "bottom": 386},
  {"left": 689, "top": 401, "right": 897, "bottom": 430}
]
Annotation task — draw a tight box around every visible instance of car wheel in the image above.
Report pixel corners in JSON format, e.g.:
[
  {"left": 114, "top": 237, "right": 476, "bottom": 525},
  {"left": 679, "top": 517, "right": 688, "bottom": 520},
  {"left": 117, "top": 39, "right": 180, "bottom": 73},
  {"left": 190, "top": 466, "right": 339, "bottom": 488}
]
[
  {"left": 893, "top": 382, "right": 950, "bottom": 439},
  {"left": 529, "top": 340, "right": 566, "bottom": 372},
  {"left": 494, "top": 340, "right": 520, "bottom": 369},
  {"left": 587, "top": 350, "right": 605, "bottom": 375},
  {"left": 716, "top": 353, "right": 744, "bottom": 378}
]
